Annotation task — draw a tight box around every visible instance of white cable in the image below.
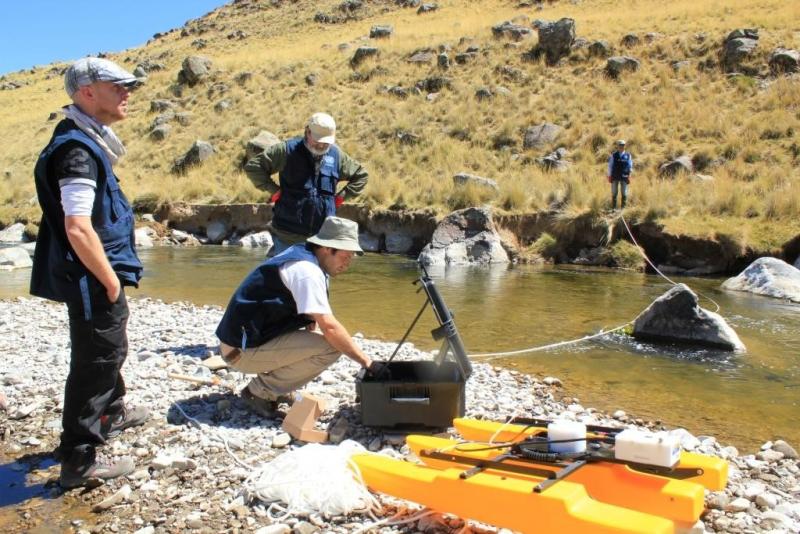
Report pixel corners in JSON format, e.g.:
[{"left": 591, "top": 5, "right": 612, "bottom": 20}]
[
  {"left": 470, "top": 322, "right": 631, "bottom": 360},
  {"left": 618, "top": 214, "right": 721, "bottom": 313},
  {"left": 172, "top": 401, "right": 253, "bottom": 470}
]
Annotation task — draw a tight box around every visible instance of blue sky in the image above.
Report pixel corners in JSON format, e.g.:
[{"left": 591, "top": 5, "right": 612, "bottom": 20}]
[{"left": 0, "top": 0, "right": 227, "bottom": 75}]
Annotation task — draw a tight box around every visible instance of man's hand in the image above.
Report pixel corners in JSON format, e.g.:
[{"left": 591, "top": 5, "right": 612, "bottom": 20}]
[
  {"left": 366, "top": 361, "right": 391, "bottom": 380},
  {"left": 106, "top": 277, "right": 121, "bottom": 303},
  {"left": 607, "top": 176, "right": 612, "bottom": 183}
]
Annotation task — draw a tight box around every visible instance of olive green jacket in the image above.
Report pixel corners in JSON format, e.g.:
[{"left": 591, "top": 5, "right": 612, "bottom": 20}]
[{"left": 244, "top": 139, "right": 368, "bottom": 200}]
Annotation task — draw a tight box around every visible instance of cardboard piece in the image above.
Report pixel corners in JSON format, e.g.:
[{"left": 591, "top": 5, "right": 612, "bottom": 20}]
[{"left": 281, "top": 393, "right": 329, "bottom": 443}]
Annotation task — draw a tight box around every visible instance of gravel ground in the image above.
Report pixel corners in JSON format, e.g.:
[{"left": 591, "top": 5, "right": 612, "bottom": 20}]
[{"left": 1, "top": 297, "right": 798, "bottom": 533}]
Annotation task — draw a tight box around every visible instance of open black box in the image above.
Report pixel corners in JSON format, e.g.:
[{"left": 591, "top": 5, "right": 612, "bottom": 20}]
[{"left": 356, "top": 272, "right": 472, "bottom": 429}]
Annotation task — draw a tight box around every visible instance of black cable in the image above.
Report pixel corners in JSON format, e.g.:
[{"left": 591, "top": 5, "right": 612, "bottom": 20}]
[{"left": 372, "top": 295, "right": 430, "bottom": 380}]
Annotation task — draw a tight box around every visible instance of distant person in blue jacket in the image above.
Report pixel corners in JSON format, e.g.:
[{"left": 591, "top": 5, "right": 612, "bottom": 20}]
[{"left": 607, "top": 140, "right": 633, "bottom": 209}]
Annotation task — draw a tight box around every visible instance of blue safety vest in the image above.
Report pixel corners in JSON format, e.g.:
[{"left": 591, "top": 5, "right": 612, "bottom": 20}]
[
  {"left": 215, "top": 245, "right": 325, "bottom": 349},
  {"left": 611, "top": 151, "right": 632, "bottom": 181},
  {"left": 30, "top": 121, "right": 142, "bottom": 307},
  {"left": 271, "top": 137, "right": 340, "bottom": 236}
]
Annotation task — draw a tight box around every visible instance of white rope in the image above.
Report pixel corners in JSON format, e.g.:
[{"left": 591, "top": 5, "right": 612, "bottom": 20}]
[
  {"left": 244, "top": 440, "right": 382, "bottom": 519},
  {"left": 172, "top": 401, "right": 253, "bottom": 470},
  {"left": 470, "top": 322, "right": 631, "bottom": 360},
  {"left": 618, "top": 214, "right": 721, "bottom": 313}
]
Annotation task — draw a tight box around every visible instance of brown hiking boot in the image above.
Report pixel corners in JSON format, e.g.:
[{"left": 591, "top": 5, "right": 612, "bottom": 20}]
[
  {"left": 101, "top": 405, "right": 150, "bottom": 438},
  {"left": 240, "top": 388, "right": 279, "bottom": 417},
  {"left": 59, "top": 452, "right": 135, "bottom": 489}
]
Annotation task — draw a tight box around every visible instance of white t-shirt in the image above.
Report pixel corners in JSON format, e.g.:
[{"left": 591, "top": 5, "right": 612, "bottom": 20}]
[{"left": 278, "top": 259, "right": 331, "bottom": 315}]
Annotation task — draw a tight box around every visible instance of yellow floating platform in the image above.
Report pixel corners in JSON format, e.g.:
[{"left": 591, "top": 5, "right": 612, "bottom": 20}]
[
  {"left": 406, "top": 435, "right": 704, "bottom": 525},
  {"left": 352, "top": 452, "right": 676, "bottom": 534},
  {"left": 453, "top": 417, "right": 728, "bottom": 491}
]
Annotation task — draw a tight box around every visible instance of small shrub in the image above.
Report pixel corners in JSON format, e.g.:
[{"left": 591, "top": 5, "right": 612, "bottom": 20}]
[
  {"left": 131, "top": 192, "right": 161, "bottom": 213},
  {"left": 692, "top": 150, "right": 713, "bottom": 172},
  {"left": 530, "top": 232, "right": 560, "bottom": 259},
  {"left": 601, "top": 240, "right": 643, "bottom": 270}
]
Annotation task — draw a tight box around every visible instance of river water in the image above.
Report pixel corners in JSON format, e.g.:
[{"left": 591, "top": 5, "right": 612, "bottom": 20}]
[{"left": 2, "top": 246, "right": 798, "bottom": 452}]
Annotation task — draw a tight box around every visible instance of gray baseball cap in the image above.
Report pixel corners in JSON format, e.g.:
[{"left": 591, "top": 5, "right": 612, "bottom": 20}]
[
  {"left": 64, "top": 57, "right": 141, "bottom": 96},
  {"left": 307, "top": 216, "right": 364, "bottom": 254}
]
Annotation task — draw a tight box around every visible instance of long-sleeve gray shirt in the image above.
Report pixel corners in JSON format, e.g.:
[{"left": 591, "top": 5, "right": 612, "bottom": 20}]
[{"left": 244, "top": 140, "right": 369, "bottom": 200}]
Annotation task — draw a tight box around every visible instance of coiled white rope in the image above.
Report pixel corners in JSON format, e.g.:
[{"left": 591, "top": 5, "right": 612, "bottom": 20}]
[{"left": 244, "top": 440, "right": 382, "bottom": 520}]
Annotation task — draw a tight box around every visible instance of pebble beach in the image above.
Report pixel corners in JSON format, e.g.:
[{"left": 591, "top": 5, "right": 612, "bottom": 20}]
[{"left": 1, "top": 296, "right": 799, "bottom": 533}]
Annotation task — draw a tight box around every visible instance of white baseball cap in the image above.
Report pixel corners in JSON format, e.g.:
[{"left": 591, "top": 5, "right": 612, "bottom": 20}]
[{"left": 307, "top": 112, "right": 336, "bottom": 144}]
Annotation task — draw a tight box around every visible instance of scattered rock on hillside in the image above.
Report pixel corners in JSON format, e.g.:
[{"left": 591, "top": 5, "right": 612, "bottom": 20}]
[
  {"left": 605, "top": 56, "right": 640, "bottom": 78},
  {"left": 535, "top": 18, "right": 576, "bottom": 65},
  {"left": 370, "top": 25, "right": 393, "bottom": 38},
  {"left": 523, "top": 123, "right": 562, "bottom": 150},
  {"left": 659, "top": 156, "right": 694, "bottom": 177},
  {"left": 588, "top": 40, "right": 612, "bottom": 58},
  {"left": 452, "top": 173, "right": 499, "bottom": 194},
  {"left": 496, "top": 65, "right": 527, "bottom": 82},
  {"left": 437, "top": 53, "right": 450, "bottom": 69},
  {"left": 632, "top": 284, "right": 746, "bottom": 352},
  {"left": 136, "top": 59, "right": 165, "bottom": 73},
  {"left": 172, "top": 140, "right": 214, "bottom": 174},
  {"left": 417, "top": 3, "right": 438, "bottom": 14},
  {"left": 214, "top": 99, "right": 232, "bottom": 113},
  {"left": 408, "top": 49, "right": 435, "bottom": 63},
  {"left": 150, "top": 111, "right": 175, "bottom": 129},
  {"left": 769, "top": 47, "right": 799, "bottom": 75},
  {"left": 721, "top": 29, "right": 759, "bottom": 74},
  {"left": 475, "top": 87, "right": 493, "bottom": 100},
  {"left": 0, "top": 247, "right": 32, "bottom": 270},
  {"left": 621, "top": 34, "right": 641, "bottom": 47},
  {"left": 246, "top": 130, "right": 281, "bottom": 161},
  {"left": 150, "top": 99, "right": 175, "bottom": 113},
  {"left": 178, "top": 56, "right": 212, "bottom": 86},
  {"left": 721, "top": 257, "right": 800, "bottom": 303},
  {"left": 175, "top": 112, "right": 192, "bottom": 126},
  {"left": 416, "top": 76, "right": 451, "bottom": 93},
  {"left": 235, "top": 72, "right": 253, "bottom": 85},
  {"left": 491, "top": 21, "right": 533, "bottom": 41},
  {"left": 149, "top": 124, "right": 172, "bottom": 141},
  {"left": 350, "top": 46, "right": 379, "bottom": 67},
  {"left": 536, "top": 147, "right": 570, "bottom": 172}
]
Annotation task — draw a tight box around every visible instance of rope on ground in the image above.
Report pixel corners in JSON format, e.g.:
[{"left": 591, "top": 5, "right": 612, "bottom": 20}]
[
  {"left": 618, "top": 214, "right": 721, "bottom": 313},
  {"left": 172, "top": 401, "right": 254, "bottom": 470},
  {"left": 469, "top": 322, "right": 632, "bottom": 360}
]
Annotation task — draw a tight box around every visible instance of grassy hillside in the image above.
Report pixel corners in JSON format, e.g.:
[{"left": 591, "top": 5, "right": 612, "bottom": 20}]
[{"left": 1, "top": 0, "right": 798, "bottom": 250}]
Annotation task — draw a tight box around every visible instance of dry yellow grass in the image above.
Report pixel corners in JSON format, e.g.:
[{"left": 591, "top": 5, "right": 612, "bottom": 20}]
[{"left": 0, "top": 0, "right": 798, "bottom": 248}]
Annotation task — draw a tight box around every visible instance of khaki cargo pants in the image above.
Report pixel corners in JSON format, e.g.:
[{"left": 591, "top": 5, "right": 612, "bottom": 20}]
[{"left": 224, "top": 330, "right": 340, "bottom": 401}]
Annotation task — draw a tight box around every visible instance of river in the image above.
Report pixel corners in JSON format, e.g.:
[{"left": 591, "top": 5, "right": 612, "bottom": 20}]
[{"left": 2, "top": 246, "right": 798, "bottom": 452}]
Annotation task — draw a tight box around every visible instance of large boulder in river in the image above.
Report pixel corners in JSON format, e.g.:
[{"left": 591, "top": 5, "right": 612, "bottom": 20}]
[
  {"left": 418, "top": 207, "right": 509, "bottom": 266},
  {"left": 721, "top": 257, "right": 800, "bottom": 303},
  {"left": 632, "top": 284, "right": 745, "bottom": 352}
]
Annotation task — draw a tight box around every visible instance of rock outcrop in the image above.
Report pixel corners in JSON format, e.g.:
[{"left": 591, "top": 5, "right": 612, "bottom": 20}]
[
  {"left": 418, "top": 207, "right": 509, "bottom": 266},
  {"left": 722, "top": 257, "right": 800, "bottom": 303},
  {"left": 632, "top": 284, "right": 745, "bottom": 352},
  {"left": 721, "top": 29, "right": 758, "bottom": 74},
  {"left": 535, "top": 18, "right": 576, "bottom": 65}
]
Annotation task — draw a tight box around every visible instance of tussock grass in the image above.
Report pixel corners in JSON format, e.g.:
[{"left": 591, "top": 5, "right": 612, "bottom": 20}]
[{"left": 0, "top": 0, "right": 798, "bottom": 251}]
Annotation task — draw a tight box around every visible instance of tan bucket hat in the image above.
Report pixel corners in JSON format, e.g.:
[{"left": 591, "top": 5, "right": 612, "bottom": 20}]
[{"left": 307, "top": 216, "right": 363, "bottom": 254}]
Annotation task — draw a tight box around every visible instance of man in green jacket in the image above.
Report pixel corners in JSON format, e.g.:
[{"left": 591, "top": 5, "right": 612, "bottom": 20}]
[{"left": 244, "top": 113, "right": 369, "bottom": 254}]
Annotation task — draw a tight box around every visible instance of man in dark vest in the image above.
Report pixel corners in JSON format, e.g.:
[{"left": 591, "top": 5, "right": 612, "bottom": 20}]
[
  {"left": 31, "top": 57, "right": 148, "bottom": 488},
  {"left": 244, "top": 113, "right": 369, "bottom": 255},
  {"left": 607, "top": 139, "right": 634, "bottom": 209},
  {"left": 216, "top": 216, "right": 385, "bottom": 416}
]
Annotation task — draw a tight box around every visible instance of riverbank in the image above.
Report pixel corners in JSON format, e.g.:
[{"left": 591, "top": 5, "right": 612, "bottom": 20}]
[{"left": 1, "top": 297, "right": 799, "bottom": 533}]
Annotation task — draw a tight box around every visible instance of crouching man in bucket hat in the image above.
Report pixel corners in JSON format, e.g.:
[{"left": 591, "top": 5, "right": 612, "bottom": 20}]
[{"left": 215, "top": 216, "right": 385, "bottom": 416}]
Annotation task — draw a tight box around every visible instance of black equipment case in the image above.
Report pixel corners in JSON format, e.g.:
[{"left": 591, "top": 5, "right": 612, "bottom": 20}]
[{"left": 356, "top": 272, "right": 472, "bottom": 428}]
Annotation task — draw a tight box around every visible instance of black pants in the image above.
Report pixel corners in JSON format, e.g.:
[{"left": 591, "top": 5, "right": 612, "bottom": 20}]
[{"left": 59, "top": 286, "right": 129, "bottom": 459}]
